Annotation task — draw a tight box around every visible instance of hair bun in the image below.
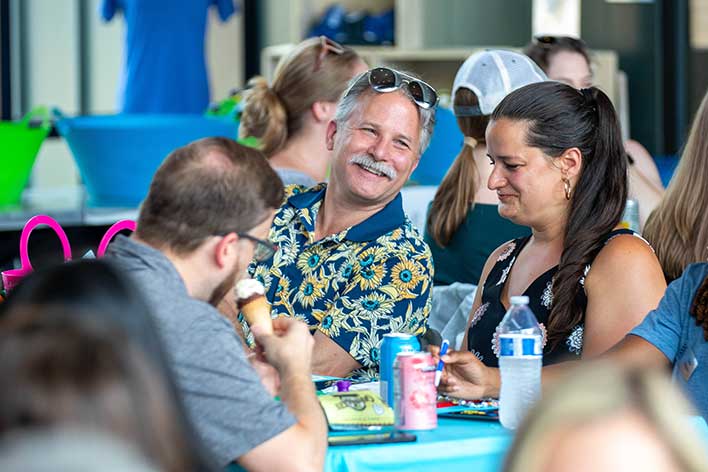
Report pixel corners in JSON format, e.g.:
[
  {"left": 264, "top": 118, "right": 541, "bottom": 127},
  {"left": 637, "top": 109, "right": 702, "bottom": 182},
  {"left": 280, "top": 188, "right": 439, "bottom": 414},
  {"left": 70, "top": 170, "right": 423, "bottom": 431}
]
[{"left": 239, "top": 76, "right": 289, "bottom": 156}]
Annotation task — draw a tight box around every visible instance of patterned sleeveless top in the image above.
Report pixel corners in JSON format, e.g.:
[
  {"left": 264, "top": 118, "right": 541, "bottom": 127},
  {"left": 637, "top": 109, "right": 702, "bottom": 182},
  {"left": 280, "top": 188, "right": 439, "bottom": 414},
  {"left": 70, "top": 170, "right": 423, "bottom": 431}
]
[{"left": 467, "top": 228, "right": 643, "bottom": 367}]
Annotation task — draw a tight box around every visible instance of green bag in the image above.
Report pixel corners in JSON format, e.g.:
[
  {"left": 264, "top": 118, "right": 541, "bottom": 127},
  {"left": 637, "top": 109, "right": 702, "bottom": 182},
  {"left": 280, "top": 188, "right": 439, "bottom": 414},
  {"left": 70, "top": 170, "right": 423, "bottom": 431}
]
[
  {"left": 206, "top": 89, "right": 261, "bottom": 150},
  {"left": 0, "top": 106, "right": 52, "bottom": 207}
]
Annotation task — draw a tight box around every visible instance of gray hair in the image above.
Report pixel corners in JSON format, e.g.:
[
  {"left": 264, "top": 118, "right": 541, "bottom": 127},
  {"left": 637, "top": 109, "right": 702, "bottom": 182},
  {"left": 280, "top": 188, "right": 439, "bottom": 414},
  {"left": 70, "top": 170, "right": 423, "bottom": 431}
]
[{"left": 333, "top": 70, "right": 436, "bottom": 156}]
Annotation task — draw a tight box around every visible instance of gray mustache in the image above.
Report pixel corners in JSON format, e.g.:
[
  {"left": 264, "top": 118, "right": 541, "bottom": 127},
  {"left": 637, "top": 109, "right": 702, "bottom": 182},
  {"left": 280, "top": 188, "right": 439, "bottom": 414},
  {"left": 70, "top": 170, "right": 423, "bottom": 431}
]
[{"left": 349, "top": 154, "right": 397, "bottom": 180}]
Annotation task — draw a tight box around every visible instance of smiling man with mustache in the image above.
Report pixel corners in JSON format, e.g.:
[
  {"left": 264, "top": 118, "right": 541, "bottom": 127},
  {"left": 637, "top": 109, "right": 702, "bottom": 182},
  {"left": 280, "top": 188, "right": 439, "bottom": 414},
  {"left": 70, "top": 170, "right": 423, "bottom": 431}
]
[{"left": 242, "top": 68, "right": 438, "bottom": 379}]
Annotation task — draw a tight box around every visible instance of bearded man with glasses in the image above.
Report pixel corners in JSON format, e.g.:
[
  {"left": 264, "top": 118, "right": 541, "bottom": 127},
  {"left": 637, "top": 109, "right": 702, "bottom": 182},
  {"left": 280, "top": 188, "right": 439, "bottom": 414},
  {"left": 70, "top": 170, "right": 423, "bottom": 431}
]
[
  {"left": 106, "top": 137, "right": 327, "bottom": 471},
  {"left": 243, "top": 68, "right": 438, "bottom": 379}
]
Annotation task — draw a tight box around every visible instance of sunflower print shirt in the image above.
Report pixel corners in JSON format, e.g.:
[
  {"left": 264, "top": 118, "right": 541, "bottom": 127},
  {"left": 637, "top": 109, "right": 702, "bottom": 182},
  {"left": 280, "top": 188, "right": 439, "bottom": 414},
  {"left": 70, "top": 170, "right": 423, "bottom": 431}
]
[{"left": 245, "top": 184, "right": 433, "bottom": 379}]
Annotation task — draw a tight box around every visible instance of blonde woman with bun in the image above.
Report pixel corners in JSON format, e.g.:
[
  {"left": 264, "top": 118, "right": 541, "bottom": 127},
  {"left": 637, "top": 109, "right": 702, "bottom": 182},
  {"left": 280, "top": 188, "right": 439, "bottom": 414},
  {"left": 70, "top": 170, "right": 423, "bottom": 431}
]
[{"left": 239, "top": 36, "right": 368, "bottom": 186}]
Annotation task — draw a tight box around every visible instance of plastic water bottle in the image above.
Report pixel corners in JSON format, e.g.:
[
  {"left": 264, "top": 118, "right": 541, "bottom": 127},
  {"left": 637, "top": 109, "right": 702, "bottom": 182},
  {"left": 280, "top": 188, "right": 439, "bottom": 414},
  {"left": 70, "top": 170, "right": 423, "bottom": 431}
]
[
  {"left": 620, "top": 199, "right": 640, "bottom": 232},
  {"left": 497, "top": 295, "right": 543, "bottom": 430}
]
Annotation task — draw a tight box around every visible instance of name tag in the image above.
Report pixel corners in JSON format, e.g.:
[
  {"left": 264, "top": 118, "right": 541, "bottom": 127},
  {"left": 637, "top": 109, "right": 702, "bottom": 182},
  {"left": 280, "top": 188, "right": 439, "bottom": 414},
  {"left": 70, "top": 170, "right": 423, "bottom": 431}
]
[{"left": 677, "top": 345, "right": 699, "bottom": 382}]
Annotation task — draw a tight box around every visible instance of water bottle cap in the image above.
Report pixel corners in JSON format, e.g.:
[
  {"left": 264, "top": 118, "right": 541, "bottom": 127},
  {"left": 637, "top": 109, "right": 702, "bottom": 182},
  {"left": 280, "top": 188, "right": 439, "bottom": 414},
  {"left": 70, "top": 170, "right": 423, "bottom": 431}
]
[{"left": 510, "top": 295, "right": 529, "bottom": 305}]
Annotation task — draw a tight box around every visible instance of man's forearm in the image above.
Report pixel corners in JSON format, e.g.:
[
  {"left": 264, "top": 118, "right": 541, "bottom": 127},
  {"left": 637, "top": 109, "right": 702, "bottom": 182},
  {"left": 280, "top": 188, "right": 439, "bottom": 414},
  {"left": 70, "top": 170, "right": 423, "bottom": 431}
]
[
  {"left": 279, "top": 373, "right": 328, "bottom": 467},
  {"left": 311, "top": 331, "right": 362, "bottom": 377}
]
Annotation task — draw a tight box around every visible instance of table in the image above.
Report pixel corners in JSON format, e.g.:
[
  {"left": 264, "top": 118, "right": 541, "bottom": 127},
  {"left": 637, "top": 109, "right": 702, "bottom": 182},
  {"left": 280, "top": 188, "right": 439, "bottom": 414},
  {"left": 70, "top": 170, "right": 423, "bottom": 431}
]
[
  {"left": 0, "top": 185, "right": 137, "bottom": 231},
  {"left": 325, "top": 416, "right": 708, "bottom": 472},
  {"left": 325, "top": 418, "right": 512, "bottom": 472}
]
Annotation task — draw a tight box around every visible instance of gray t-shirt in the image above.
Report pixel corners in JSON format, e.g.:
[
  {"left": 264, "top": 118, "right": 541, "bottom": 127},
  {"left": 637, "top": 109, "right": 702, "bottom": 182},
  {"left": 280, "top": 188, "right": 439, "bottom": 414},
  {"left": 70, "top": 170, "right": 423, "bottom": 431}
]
[
  {"left": 107, "top": 236, "right": 295, "bottom": 467},
  {"left": 630, "top": 262, "right": 708, "bottom": 420}
]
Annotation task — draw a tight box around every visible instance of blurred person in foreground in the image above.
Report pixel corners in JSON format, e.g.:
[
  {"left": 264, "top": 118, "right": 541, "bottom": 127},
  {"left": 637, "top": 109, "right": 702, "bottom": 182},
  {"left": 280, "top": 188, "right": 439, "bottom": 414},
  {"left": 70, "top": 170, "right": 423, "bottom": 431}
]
[
  {"left": 503, "top": 362, "right": 708, "bottom": 472},
  {"left": 244, "top": 68, "right": 437, "bottom": 379},
  {"left": 0, "top": 260, "right": 213, "bottom": 471},
  {"left": 239, "top": 36, "right": 368, "bottom": 186},
  {"left": 525, "top": 35, "right": 664, "bottom": 229},
  {"left": 643, "top": 88, "right": 708, "bottom": 282},
  {"left": 106, "top": 138, "right": 327, "bottom": 470}
]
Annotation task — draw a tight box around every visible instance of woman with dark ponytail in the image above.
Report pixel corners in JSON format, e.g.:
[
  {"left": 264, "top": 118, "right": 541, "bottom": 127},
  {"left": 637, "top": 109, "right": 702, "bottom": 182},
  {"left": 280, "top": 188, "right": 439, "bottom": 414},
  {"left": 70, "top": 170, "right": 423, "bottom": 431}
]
[
  {"left": 435, "top": 84, "right": 708, "bottom": 417},
  {"left": 524, "top": 35, "right": 665, "bottom": 229},
  {"left": 447, "top": 81, "right": 666, "bottom": 370}
]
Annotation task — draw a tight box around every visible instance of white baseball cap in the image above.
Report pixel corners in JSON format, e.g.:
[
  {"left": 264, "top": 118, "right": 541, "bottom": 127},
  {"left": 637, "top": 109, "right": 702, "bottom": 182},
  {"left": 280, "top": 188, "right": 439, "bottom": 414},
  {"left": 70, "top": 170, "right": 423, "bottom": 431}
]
[{"left": 452, "top": 50, "right": 547, "bottom": 116}]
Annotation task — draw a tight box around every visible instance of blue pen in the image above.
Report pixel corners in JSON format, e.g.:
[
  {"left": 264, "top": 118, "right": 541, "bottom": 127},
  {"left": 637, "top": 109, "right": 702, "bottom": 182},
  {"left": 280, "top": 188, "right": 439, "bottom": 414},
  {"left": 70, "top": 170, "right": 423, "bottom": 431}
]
[{"left": 434, "top": 339, "right": 450, "bottom": 387}]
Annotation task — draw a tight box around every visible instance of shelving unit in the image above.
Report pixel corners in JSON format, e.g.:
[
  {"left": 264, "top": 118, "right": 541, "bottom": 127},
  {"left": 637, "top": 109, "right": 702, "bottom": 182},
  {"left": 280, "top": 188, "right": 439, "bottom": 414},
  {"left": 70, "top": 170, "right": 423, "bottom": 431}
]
[
  {"left": 261, "top": 44, "right": 620, "bottom": 108},
  {"left": 259, "top": 0, "right": 626, "bottom": 132}
]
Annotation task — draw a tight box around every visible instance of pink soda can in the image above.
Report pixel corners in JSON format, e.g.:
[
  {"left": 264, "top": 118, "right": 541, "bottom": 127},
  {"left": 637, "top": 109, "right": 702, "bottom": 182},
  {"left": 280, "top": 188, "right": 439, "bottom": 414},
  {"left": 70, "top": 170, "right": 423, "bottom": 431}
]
[{"left": 393, "top": 352, "right": 438, "bottom": 431}]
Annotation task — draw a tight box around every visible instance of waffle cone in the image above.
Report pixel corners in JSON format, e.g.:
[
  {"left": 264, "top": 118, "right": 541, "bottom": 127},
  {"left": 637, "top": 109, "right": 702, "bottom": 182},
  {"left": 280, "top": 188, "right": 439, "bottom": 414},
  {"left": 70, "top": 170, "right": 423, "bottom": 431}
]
[{"left": 241, "top": 296, "right": 273, "bottom": 335}]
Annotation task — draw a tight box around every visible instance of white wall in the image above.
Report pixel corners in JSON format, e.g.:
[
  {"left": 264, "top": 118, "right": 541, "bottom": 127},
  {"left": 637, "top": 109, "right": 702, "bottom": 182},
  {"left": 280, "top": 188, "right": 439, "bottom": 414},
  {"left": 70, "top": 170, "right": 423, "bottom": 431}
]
[
  {"left": 24, "top": 0, "right": 80, "bottom": 190},
  {"left": 87, "top": 0, "right": 122, "bottom": 114}
]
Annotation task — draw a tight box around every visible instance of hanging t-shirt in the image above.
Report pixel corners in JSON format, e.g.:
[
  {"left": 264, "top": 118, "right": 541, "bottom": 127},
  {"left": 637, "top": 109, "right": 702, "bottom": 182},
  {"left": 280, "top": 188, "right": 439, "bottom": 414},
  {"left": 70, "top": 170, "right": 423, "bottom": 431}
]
[{"left": 100, "top": 0, "right": 235, "bottom": 114}]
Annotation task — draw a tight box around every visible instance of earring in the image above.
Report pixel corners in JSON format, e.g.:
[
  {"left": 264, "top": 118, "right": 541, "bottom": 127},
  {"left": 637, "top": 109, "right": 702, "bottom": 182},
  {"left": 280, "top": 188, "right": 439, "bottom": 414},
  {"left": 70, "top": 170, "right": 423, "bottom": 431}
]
[{"left": 563, "top": 178, "right": 572, "bottom": 200}]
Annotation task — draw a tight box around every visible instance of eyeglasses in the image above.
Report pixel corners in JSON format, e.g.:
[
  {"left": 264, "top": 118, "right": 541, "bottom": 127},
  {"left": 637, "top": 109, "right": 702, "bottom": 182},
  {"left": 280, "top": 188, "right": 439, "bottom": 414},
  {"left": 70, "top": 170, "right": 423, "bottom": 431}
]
[
  {"left": 363, "top": 67, "right": 439, "bottom": 110},
  {"left": 313, "top": 36, "right": 345, "bottom": 72},
  {"left": 237, "top": 233, "right": 277, "bottom": 262}
]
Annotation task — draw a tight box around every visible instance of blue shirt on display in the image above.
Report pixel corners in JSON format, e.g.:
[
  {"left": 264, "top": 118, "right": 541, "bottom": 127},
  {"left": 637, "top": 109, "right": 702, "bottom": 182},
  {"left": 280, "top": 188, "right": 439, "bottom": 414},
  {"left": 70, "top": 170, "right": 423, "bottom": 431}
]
[
  {"left": 630, "top": 263, "right": 708, "bottom": 419},
  {"left": 100, "top": 0, "right": 235, "bottom": 114}
]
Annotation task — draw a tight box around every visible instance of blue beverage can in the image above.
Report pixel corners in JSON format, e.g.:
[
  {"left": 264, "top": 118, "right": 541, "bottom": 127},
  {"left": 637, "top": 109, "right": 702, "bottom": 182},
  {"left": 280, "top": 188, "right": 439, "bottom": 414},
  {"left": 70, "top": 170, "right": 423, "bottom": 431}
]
[{"left": 379, "top": 333, "right": 420, "bottom": 406}]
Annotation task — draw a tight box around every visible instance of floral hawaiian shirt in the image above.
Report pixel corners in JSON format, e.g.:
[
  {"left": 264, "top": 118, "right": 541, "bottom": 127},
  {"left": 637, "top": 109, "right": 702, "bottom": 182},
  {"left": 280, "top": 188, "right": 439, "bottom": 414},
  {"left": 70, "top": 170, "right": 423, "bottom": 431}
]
[{"left": 245, "top": 184, "right": 433, "bottom": 379}]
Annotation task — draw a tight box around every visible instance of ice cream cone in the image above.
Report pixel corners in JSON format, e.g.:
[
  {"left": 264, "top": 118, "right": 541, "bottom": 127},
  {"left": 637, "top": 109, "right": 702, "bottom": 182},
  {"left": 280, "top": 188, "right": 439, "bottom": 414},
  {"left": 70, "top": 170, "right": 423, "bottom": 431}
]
[
  {"left": 240, "top": 296, "right": 273, "bottom": 334},
  {"left": 235, "top": 278, "right": 273, "bottom": 335}
]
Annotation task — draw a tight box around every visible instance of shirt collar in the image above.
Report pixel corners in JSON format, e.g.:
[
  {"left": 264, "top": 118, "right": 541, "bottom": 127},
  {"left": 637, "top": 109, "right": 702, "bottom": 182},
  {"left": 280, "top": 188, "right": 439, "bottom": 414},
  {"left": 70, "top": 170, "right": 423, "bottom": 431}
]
[
  {"left": 288, "top": 184, "right": 327, "bottom": 210},
  {"left": 286, "top": 184, "right": 406, "bottom": 242},
  {"left": 108, "top": 235, "right": 189, "bottom": 294}
]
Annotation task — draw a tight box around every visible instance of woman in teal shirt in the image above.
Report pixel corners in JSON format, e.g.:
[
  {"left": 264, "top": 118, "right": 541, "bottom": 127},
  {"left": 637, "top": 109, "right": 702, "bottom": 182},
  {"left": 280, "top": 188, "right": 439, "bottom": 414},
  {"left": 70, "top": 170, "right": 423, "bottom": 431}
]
[
  {"left": 425, "top": 201, "right": 527, "bottom": 285},
  {"left": 424, "top": 50, "right": 542, "bottom": 285}
]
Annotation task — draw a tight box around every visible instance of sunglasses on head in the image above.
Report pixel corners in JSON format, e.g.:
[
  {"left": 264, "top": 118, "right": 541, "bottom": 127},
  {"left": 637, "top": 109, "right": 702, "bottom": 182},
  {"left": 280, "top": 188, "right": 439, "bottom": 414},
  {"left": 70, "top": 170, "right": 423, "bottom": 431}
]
[
  {"left": 313, "top": 36, "right": 346, "bottom": 72},
  {"left": 365, "top": 67, "right": 439, "bottom": 110}
]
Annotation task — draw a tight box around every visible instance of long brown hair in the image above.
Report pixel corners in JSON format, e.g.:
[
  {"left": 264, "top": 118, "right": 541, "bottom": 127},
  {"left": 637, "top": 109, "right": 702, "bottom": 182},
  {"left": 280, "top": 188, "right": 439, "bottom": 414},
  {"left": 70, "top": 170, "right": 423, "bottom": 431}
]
[
  {"left": 427, "top": 89, "right": 489, "bottom": 246},
  {"left": 239, "top": 37, "right": 362, "bottom": 156},
  {"left": 492, "top": 82, "right": 627, "bottom": 348},
  {"left": 643, "top": 90, "right": 708, "bottom": 282}
]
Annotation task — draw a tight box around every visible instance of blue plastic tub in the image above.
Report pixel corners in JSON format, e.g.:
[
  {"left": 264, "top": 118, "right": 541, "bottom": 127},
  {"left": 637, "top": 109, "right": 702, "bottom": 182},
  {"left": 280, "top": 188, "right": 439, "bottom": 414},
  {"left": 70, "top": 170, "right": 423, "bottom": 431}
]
[
  {"left": 411, "top": 107, "right": 463, "bottom": 186},
  {"left": 55, "top": 114, "right": 238, "bottom": 207}
]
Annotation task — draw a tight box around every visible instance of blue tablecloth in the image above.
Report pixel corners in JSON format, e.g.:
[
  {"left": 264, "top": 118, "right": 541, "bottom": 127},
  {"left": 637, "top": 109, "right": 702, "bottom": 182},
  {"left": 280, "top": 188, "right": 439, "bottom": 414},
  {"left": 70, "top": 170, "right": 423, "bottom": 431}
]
[{"left": 325, "top": 418, "right": 512, "bottom": 472}]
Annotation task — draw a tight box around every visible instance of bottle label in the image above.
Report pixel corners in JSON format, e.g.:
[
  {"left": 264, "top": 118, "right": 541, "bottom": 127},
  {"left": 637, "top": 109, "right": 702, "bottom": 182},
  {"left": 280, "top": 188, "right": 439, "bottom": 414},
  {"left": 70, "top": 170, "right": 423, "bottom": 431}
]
[{"left": 499, "top": 334, "right": 542, "bottom": 357}]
